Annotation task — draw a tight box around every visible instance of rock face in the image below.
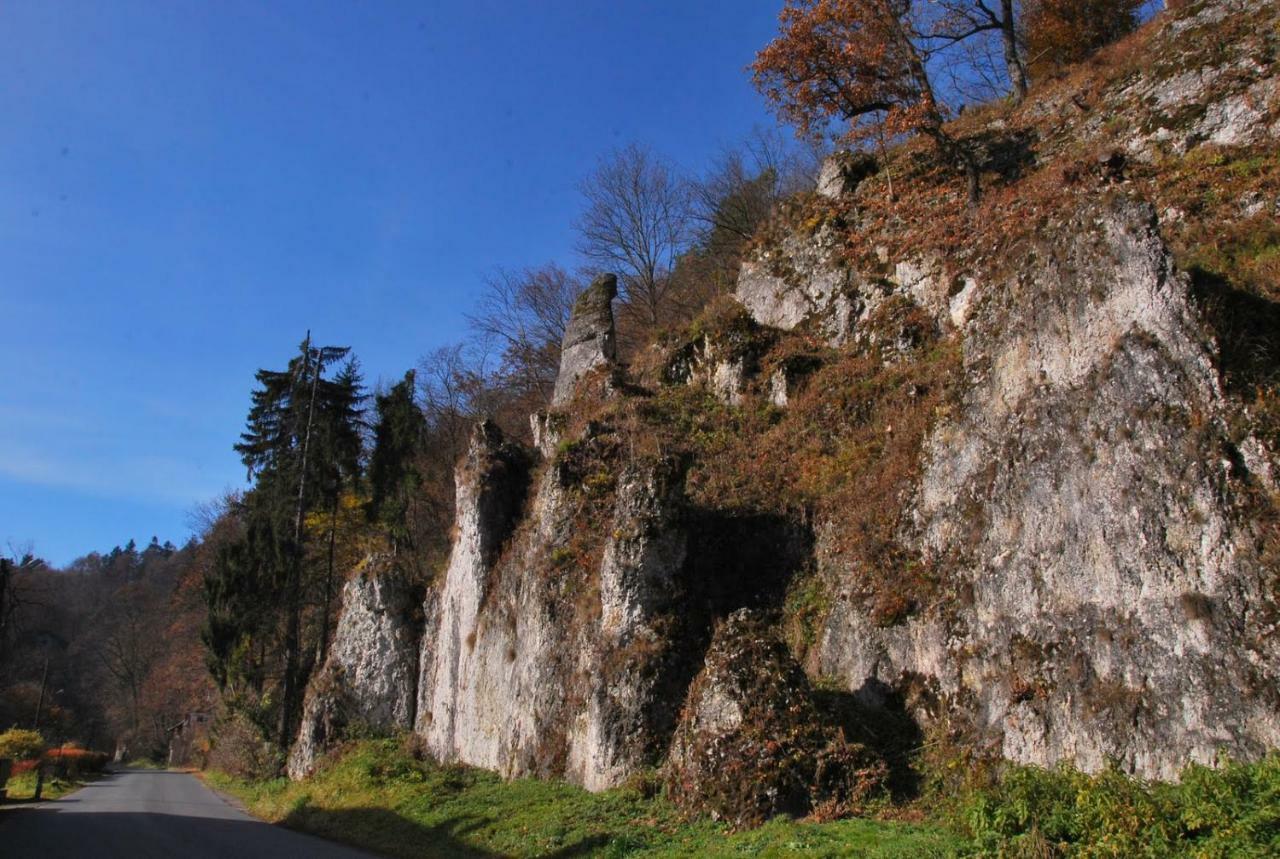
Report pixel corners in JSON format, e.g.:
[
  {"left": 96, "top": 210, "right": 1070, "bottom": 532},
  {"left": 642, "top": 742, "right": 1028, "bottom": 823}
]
[
  {"left": 735, "top": 227, "right": 856, "bottom": 343},
  {"left": 552, "top": 273, "right": 618, "bottom": 406},
  {"left": 291, "top": 0, "right": 1279, "bottom": 796},
  {"left": 815, "top": 151, "right": 878, "bottom": 200},
  {"left": 416, "top": 416, "right": 692, "bottom": 790},
  {"left": 415, "top": 420, "right": 531, "bottom": 762},
  {"left": 813, "top": 196, "right": 1280, "bottom": 779},
  {"left": 288, "top": 557, "right": 421, "bottom": 779},
  {"left": 662, "top": 303, "right": 771, "bottom": 406},
  {"left": 667, "top": 610, "right": 884, "bottom": 828}
]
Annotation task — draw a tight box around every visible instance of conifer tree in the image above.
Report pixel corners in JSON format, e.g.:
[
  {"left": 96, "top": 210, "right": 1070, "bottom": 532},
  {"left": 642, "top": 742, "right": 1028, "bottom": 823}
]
[
  {"left": 209, "top": 334, "right": 365, "bottom": 748},
  {"left": 368, "top": 370, "right": 427, "bottom": 554}
]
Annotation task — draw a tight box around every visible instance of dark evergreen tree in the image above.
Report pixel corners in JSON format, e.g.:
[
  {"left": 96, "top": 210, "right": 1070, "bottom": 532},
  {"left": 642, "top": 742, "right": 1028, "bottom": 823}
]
[
  {"left": 309, "top": 357, "right": 366, "bottom": 667},
  {"left": 209, "top": 333, "right": 365, "bottom": 748},
  {"left": 368, "top": 370, "right": 427, "bottom": 552}
]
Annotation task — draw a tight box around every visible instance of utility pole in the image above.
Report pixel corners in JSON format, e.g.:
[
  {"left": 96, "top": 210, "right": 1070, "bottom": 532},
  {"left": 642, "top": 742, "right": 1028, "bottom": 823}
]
[
  {"left": 32, "top": 652, "right": 50, "bottom": 729},
  {"left": 32, "top": 651, "right": 50, "bottom": 800}
]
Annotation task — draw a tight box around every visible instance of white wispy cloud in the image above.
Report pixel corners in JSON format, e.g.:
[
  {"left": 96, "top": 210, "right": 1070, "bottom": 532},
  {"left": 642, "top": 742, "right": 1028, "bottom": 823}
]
[{"left": 0, "top": 440, "right": 231, "bottom": 507}]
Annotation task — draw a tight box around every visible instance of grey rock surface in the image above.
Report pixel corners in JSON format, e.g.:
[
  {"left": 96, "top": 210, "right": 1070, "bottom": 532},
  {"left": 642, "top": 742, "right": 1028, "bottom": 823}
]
[
  {"left": 815, "top": 196, "right": 1280, "bottom": 779},
  {"left": 552, "top": 274, "right": 618, "bottom": 406},
  {"left": 287, "top": 557, "right": 421, "bottom": 779},
  {"left": 816, "top": 151, "right": 878, "bottom": 200},
  {"left": 735, "top": 226, "right": 855, "bottom": 342},
  {"left": 415, "top": 418, "right": 690, "bottom": 789}
]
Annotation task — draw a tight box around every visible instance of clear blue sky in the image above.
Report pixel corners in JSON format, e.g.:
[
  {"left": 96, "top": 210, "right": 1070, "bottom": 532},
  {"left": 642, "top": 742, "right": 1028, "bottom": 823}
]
[{"left": 0, "top": 1, "right": 788, "bottom": 565}]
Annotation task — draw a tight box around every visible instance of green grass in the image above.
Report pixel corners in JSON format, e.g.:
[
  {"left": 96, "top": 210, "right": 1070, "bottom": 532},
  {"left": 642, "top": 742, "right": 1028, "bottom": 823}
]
[
  {"left": 2, "top": 769, "right": 88, "bottom": 801},
  {"left": 124, "top": 757, "right": 169, "bottom": 770},
  {"left": 206, "top": 740, "right": 1280, "bottom": 858},
  {"left": 205, "top": 739, "right": 962, "bottom": 858},
  {"left": 961, "top": 755, "right": 1280, "bottom": 858}
]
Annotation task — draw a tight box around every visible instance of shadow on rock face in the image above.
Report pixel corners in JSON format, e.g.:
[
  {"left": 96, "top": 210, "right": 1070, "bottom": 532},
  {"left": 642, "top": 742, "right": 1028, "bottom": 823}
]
[
  {"left": 1188, "top": 265, "right": 1280, "bottom": 396},
  {"left": 811, "top": 677, "right": 926, "bottom": 802},
  {"left": 683, "top": 510, "right": 814, "bottom": 620}
]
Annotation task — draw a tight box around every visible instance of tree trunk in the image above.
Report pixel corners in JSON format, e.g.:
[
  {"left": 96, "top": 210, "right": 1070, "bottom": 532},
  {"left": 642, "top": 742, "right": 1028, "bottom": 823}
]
[
  {"left": 279, "top": 333, "right": 320, "bottom": 749},
  {"left": 1001, "top": 0, "right": 1029, "bottom": 101}
]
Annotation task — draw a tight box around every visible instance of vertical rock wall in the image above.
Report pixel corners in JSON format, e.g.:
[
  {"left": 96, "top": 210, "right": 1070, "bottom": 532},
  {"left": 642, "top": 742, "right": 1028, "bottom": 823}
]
[
  {"left": 811, "top": 197, "right": 1280, "bottom": 778},
  {"left": 288, "top": 557, "right": 421, "bottom": 779}
]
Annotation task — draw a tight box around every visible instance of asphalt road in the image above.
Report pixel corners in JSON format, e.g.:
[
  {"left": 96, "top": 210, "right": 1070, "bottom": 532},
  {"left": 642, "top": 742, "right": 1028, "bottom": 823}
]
[{"left": 0, "top": 768, "right": 376, "bottom": 858}]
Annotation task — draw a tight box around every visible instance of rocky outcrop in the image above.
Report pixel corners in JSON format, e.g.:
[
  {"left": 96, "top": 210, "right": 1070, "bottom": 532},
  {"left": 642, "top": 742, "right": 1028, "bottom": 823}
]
[
  {"left": 816, "top": 151, "right": 878, "bottom": 200},
  {"left": 735, "top": 226, "right": 857, "bottom": 343},
  {"left": 663, "top": 303, "right": 771, "bottom": 406},
  {"left": 416, "top": 415, "right": 692, "bottom": 789},
  {"left": 667, "top": 610, "right": 884, "bottom": 828},
  {"left": 291, "top": 0, "right": 1279, "bottom": 798},
  {"left": 288, "top": 558, "right": 421, "bottom": 779},
  {"left": 814, "top": 195, "right": 1280, "bottom": 779},
  {"left": 415, "top": 420, "right": 531, "bottom": 758},
  {"left": 551, "top": 273, "right": 618, "bottom": 406}
]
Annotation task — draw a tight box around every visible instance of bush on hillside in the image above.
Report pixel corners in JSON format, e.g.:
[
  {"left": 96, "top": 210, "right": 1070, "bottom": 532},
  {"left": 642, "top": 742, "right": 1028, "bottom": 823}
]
[{"left": 961, "top": 754, "right": 1280, "bottom": 856}]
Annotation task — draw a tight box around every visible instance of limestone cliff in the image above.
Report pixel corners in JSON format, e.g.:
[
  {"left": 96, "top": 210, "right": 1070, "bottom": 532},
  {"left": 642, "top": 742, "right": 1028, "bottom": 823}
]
[
  {"left": 813, "top": 195, "right": 1279, "bottom": 778},
  {"left": 294, "top": 0, "right": 1280, "bottom": 793},
  {"left": 288, "top": 557, "right": 421, "bottom": 779}
]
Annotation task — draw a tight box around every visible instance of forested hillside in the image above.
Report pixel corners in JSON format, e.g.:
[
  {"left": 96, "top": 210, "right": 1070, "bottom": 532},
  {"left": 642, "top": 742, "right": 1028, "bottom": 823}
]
[{"left": 0, "top": 538, "right": 211, "bottom": 758}]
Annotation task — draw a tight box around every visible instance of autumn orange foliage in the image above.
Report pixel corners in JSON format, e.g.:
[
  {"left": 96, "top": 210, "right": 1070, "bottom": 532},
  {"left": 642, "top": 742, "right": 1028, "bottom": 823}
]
[
  {"left": 752, "top": 0, "right": 981, "bottom": 203},
  {"left": 1024, "top": 0, "right": 1143, "bottom": 79},
  {"left": 752, "top": 0, "right": 943, "bottom": 145}
]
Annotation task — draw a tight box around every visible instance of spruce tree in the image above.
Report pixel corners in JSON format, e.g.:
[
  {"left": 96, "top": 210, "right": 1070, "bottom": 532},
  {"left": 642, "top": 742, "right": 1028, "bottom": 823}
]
[
  {"left": 368, "top": 370, "right": 426, "bottom": 553},
  {"left": 211, "top": 334, "right": 365, "bottom": 748}
]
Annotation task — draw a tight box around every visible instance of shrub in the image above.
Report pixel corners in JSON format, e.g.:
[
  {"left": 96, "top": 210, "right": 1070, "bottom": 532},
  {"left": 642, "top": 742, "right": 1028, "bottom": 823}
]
[
  {"left": 208, "top": 711, "right": 283, "bottom": 780},
  {"left": 1025, "top": 0, "right": 1144, "bottom": 80},
  {"left": 44, "top": 747, "right": 110, "bottom": 777},
  {"left": 960, "top": 755, "right": 1280, "bottom": 856},
  {"left": 0, "top": 728, "right": 46, "bottom": 761}
]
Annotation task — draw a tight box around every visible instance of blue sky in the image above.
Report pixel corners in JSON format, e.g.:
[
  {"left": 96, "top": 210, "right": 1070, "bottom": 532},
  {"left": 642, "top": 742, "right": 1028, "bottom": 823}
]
[{"left": 0, "top": 1, "right": 789, "bottom": 565}]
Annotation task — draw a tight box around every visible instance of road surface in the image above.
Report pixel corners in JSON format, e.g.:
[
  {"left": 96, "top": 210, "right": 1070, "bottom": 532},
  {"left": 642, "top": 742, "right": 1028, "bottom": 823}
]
[{"left": 0, "top": 767, "right": 376, "bottom": 858}]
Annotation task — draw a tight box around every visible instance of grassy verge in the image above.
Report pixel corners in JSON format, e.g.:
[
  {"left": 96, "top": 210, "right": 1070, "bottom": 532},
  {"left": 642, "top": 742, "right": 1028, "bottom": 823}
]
[
  {"left": 2, "top": 769, "right": 90, "bottom": 802},
  {"left": 960, "top": 754, "right": 1280, "bottom": 857},
  {"left": 204, "top": 739, "right": 962, "bottom": 858},
  {"left": 207, "top": 739, "right": 1280, "bottom": 858}
]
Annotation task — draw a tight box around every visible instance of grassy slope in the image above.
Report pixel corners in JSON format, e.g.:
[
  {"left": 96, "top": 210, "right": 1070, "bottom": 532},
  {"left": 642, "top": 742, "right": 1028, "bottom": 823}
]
[{"left": 205, "top": 740, "right": 962, "bottom": 858}]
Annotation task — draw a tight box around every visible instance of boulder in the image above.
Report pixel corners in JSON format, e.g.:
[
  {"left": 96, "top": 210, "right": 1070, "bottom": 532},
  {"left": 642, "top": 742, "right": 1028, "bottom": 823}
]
[
  {"left": 815, "top": 151, "right": 878, "bottom": 200},
  {"left": 667, "top": 610, "right": 883, "bottom": 827}
]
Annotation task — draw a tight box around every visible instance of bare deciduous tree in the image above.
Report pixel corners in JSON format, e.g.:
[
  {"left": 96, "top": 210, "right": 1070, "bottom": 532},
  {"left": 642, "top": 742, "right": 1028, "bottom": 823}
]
[
  {"left": 694, "top": 127, "right": 824, "bottom": 246},
  {"left": 466, "top": 263, "right": 581, "bottom": 404},
  {"left": 575, "top": 143, "right": 693, "bottom": 327},
  {"left": 417, "top": 343, "right": 481, "bottom": 458},
  {"left": 920, "top": 1, "right": 1029, "bottom": 102}
]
